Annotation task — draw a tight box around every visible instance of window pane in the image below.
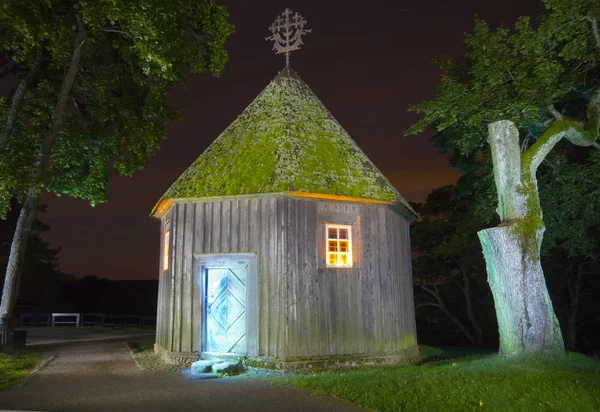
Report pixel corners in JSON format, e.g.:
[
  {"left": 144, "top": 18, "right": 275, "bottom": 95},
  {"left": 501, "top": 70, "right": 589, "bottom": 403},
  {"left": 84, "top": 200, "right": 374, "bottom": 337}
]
[
  {"left": 339, "top": 240, "right": 348, "bottom": 252},
  {"left": 328, "top": 227, "right": 337, "bottom": 239},
  {"left": 328, "top": 240, "right": 338, "bottom": 252},
  {"left": 325, "top": 225, "right": 352, "bottom": 268},
  {"left": 163, "top": 230, "right": 170, "bottom": 271},
  {"left": 328, "top": 254, "right": 337, "bottom": 265},
  {"left": 340, "top": 254, "right": 349, "bottom": 266}
]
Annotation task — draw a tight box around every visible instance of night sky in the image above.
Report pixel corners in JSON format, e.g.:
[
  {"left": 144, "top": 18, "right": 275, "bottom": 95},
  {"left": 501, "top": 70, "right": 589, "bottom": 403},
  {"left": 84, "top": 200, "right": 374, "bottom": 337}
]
[{"left": 18, "top": 0, "right": 541, "bottom": 280}]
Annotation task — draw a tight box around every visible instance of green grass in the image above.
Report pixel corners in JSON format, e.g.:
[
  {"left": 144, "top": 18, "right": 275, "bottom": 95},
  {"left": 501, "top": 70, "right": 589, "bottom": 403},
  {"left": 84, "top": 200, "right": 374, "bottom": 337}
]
[
  {"left": 0, "top": 350, "right": 41, "bottom": 390},
  {"left": 284, "top": 346, "right": 600, "bottom": 411}
]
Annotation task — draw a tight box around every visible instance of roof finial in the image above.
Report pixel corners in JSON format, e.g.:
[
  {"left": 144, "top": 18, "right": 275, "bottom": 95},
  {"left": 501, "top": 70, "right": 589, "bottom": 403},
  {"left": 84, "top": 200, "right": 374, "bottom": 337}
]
[{"left": 265, "top": 8, "right": 311, "bottom": 67}]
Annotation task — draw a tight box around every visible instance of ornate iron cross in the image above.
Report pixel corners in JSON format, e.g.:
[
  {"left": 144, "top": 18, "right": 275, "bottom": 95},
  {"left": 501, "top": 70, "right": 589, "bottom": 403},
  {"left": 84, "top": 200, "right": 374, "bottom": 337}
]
[{"left": 265, "top": 8, "right": 311, "bottom": 67}]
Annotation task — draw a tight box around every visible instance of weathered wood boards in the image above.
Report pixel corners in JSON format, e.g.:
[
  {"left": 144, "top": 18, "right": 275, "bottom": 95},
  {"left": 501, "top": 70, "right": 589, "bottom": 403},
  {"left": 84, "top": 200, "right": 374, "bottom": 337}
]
[{"left": 155, "top": 194, "right": 417, "bottom": 362}]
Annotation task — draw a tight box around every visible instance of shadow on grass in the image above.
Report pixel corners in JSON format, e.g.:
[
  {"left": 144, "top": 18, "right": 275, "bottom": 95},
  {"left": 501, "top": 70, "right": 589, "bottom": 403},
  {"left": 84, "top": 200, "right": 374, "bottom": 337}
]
[
  {"left": 416, "top": 344, "right": 496, "bottom": 365},
  {"left": 128, "top": 337, "right": 155, "bottom": 353}
]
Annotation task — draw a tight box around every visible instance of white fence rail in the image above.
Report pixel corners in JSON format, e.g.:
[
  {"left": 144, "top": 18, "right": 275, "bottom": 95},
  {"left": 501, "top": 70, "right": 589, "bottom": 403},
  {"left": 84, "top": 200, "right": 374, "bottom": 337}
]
[
  {"left": 20, "top": 313, "right": 156, "bottom": 329},
  {"left": 51, "top": 313, "right": 80, "bottom": 327}
]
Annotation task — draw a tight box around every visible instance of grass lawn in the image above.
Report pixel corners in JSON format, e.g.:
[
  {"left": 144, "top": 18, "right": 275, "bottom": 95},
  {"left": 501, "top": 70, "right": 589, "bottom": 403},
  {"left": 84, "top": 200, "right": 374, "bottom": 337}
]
[
  {"left": 285, "top": 346, "right": 600, "bottom": 411},
  {"left": 0, "top": 350, "right": 41, "bottom": 390}
]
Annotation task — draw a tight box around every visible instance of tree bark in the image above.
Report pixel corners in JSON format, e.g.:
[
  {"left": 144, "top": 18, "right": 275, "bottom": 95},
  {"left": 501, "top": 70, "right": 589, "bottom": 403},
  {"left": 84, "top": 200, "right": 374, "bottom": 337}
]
[
  {"left": 478, "top": 120, "right": 564, "bottom": 356},
  {"left": 0, "top": 193, "right": 40, "bottom": 329},
  {"left": 0, "top": 15, "right": 87, "bottom": 338},
  {"left": 478, "top": 225, "right": 562, "bottom": 354},
  {"left": 0, "top": 51, "right": 43, "bottom": 151}
]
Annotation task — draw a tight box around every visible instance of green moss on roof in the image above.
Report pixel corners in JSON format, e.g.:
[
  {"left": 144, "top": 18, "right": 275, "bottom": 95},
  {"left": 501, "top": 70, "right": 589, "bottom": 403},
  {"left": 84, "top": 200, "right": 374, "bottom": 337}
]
[{"left": 155, "top": 67, "right": 414, "bottom": 215}]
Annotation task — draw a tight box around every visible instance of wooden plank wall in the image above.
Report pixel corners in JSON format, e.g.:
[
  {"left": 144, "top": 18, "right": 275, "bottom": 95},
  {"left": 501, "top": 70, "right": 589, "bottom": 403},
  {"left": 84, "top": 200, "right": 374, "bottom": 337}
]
[
  {"left": 156, "top": 211, "right": 174, "bottom": 351},
  {"left": 285, "top": 199, "right": 417, "bottom": 357},
  {"left": 156, "top": 196, "right": 288, "bottom": 358},
  {"left": 155, "top": 196, "right": 417, "bottom": 359}
]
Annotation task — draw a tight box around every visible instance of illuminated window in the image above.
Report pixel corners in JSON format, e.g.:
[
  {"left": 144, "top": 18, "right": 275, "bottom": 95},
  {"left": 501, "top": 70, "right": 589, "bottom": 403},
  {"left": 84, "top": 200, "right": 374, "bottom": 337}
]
[
  {"left": 163, "top": 224, "right": 170, "bottom": 271},
  {"left": 326, "top": 224, "right": 352, "bottom": 267}
]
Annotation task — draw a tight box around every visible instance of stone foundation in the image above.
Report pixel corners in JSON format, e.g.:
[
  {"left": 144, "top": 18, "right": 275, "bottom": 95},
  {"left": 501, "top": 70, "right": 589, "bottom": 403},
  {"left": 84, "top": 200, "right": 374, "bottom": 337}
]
[
  {"left": 155, "top": 343, "right": 199, "bottom": 366},
  {"left": 156, "top": 343, "right": 419, "bottom": 372},
  {"left": 244, "top": 346, "right": 420, "bottom": 372}
]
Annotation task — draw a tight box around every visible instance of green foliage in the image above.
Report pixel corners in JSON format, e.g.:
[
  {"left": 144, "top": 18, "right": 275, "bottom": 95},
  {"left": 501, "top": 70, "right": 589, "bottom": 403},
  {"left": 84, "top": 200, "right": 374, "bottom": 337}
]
[
  {"left": 0, "top": 0, "right": 233, "bottom": 215},
  {"left": 538, "top": 147, "right": 600, "bottom": 351},
  {"left": 406, "top": 0, "right": 600, "bottom": 355},
  {"left": 406, "top": 0, "right": 600, "bottom": 156},
  {"left": 0, "top": 349, "right": 41, "bottom": 390},
  {"left": 285, "top": 349, "right": 600, "bottom": 411},
  {"left": 406, "top": 0, "right": 600, "bottom": 268},
  {"left": 540, "top": 148, "right": 600, "bottom": 259},
  {"left": 412, "top": 185, "right": 490, "bottom": 278}
]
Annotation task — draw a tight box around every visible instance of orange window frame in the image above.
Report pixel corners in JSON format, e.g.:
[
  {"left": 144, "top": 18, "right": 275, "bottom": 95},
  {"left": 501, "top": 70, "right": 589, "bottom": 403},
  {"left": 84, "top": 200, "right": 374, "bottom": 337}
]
[
  {"left": 163, "top": 223, "right": 170, "bottom": 271},
  {"left": 326, "top": 224, "right": 352, "bottom": 268}
]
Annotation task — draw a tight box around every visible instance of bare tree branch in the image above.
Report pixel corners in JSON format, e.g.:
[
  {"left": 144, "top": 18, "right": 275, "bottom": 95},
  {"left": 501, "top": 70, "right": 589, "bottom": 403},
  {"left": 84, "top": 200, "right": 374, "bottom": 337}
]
[
  {"left": 98, "top": 27, "right": 135, "bottom": 41},
  {"left": 548, "top": 104, "right": 563, "bottom": 120},
  {"left": 419, "top": 284, "right": 479, "bottom": 346},
  {"left": 416, "top": 302, "right": 442, "bottom": 309}
]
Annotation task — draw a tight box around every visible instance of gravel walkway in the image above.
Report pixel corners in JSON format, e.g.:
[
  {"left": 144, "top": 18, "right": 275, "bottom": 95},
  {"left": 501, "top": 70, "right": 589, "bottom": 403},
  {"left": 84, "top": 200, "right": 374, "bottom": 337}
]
[{"left": 0, "top": 333, "right": 362, "bottom": 412}]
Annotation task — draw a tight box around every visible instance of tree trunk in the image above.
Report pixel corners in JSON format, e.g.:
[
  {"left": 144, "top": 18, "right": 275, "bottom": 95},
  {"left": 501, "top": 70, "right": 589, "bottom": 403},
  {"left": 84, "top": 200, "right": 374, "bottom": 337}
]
[
  {"left": 0, "top": 16, "right": 87, "bottom": 340},
  {"left": 478, "top": 120, "right": 564, "bottom": 356},
  {"left": 478, "top": 225, "right": 562, "bottom": 354},
  {"left": 0, "top": 193, "right": 39, "bottom": 329}
]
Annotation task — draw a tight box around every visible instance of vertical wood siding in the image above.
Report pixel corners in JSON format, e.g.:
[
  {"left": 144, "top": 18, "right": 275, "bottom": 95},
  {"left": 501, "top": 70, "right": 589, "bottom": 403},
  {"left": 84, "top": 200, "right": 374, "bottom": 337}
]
[{"left": 156, "top": 196, "right": 417, "bottom": 358}]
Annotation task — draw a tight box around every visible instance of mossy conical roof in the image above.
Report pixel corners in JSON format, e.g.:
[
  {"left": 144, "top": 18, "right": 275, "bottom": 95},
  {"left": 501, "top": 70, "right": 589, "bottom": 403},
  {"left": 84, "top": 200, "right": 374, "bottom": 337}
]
[{"left": 154, "top": 67, "right": 415, "bottom": 216}]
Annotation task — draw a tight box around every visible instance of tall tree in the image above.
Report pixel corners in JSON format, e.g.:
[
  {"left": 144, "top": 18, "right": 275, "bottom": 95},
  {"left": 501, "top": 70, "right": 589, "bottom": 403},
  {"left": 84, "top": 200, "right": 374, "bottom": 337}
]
[
  {"left": 0, "top": 0, "right": 233, "bottom": 337},
  {"left": 407, "top": 0, "right": 600, "bottom": 356}
]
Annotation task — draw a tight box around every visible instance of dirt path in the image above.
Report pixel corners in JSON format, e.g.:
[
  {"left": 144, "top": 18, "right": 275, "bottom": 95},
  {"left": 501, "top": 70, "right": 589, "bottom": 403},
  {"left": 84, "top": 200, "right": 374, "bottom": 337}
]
[{"left": 0, "top": 337, "right": 362, "bottom": 412}]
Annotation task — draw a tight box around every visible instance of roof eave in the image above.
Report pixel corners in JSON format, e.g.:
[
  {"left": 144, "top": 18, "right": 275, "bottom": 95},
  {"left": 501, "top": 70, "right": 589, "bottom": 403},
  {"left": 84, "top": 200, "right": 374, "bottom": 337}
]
[
  {"left": 150, "top": 198, "right": 175, "bottom": 219},
  {"left": 150, "top": 191, "right": 418, "bottom": 221}
]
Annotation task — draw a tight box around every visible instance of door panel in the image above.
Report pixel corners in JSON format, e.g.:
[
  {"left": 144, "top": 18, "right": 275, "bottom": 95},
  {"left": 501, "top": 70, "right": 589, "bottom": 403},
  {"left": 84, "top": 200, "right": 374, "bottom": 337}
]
[{"left": 205, "top": 266, "right": 247, "bottom": 354}]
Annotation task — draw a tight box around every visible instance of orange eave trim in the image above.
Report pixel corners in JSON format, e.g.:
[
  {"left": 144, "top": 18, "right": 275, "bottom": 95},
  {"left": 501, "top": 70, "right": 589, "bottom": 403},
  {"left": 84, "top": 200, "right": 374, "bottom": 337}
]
[
  {"left": 151, "top": 191, "right": 406, "bottom": 219},
  {"left": 151, "top": 198, "right": 175, "bottom": 219},
  {"left": 283, "top": 191, "right": 393, "bottom": 205}
]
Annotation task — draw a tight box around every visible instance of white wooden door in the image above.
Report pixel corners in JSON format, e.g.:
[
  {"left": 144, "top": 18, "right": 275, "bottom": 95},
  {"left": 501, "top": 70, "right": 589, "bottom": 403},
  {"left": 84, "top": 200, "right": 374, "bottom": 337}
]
[{"left": 204, "top": 266, "right": 247, "bottom": 354}]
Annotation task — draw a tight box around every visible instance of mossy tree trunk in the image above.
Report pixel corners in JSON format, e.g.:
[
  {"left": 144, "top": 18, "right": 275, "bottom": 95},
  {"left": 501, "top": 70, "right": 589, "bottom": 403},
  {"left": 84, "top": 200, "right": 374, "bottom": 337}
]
[
  {"left": 478, "top": 120, "right": 564, "bottom": 356},
  {"left": 478, "top": 106, "right": 600, "bottom": 356}
]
